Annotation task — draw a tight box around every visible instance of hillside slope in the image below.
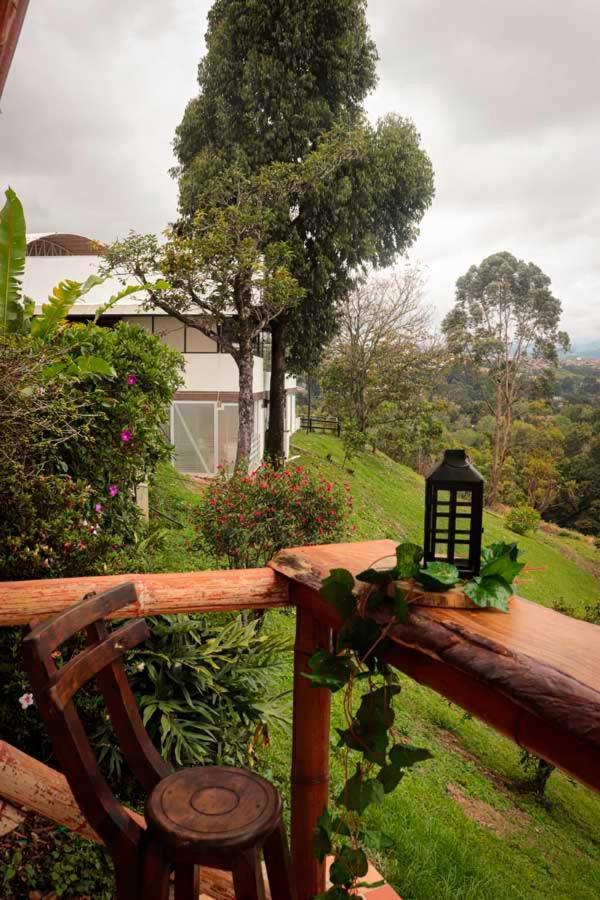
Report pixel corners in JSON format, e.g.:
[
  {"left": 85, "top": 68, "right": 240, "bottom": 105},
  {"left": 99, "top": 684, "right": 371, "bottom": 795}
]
[
  {"left": 291, "top": 432, "right": 600, "bottom": 614},
  {"left": 258, "top": 432, "right": 600, "bottom": 900}
]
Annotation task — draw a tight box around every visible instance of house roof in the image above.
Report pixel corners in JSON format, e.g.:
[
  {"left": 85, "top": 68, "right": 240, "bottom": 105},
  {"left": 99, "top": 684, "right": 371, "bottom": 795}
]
[
  {"left": 26, "top": 233, "right": 105, "bottom": 256},
  {"left": 0, "top": 0, "right": 29, "bottom": 100}
]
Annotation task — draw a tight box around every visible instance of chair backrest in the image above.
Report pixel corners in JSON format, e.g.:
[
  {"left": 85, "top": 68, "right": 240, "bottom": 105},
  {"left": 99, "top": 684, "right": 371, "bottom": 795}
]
[{"left": 22, "top": 583, "right": 170, "bottom": 849}]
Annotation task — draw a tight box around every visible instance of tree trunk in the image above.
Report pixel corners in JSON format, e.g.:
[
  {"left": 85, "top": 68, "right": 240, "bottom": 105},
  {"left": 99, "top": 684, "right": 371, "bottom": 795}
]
[
  {"left": 266, "top": 316, "right": 287, "bottom": 466},
  {"left": 236, "top": 343, "right": 255, "bottom": 473}
]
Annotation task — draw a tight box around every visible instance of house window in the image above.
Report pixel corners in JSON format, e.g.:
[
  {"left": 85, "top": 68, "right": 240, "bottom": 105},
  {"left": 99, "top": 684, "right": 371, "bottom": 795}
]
[
  {"left": 155, "top": 316, "right": 185, "bottom": 351},
  {"left": 185, "top": 327, "right": 217, "bottom": 352},
  {"left": 171, "top": 402, "right": 216, "bottom": 475}
]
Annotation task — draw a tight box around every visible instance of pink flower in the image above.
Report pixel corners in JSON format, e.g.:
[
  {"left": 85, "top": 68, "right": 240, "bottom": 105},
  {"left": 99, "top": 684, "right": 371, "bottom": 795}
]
[
  {"left": 19, "top": 692, "right": 34, "bottom": 710},
  {"left": 120, "top": 429, "right": 133, "bottom": 444},
  {"left": 95, "top": 503, "right": 103, "bottom": 513},
  {"left": 108, "top": 484, "right": 119, "bottom": 497},
  {"left": 126, "top": 374, "right": 138, "bottom": 386}
]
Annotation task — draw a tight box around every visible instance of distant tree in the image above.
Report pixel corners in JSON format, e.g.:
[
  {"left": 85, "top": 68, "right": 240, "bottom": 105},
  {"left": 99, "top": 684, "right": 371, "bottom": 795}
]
[
  {"left": 320, "top": 266, "right": 443, "bottom": 463},
  {"left": 173, "top": 0, "right": 434, "bottom": 462},
  {"left": 443, "top": 252, "right": 569, "bottom": 506}
]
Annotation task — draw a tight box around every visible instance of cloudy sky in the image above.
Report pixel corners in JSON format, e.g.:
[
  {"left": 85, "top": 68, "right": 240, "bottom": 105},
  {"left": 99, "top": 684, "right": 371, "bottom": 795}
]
[{"left": 2, "top": 0, "right": 599, "bottom": 344}]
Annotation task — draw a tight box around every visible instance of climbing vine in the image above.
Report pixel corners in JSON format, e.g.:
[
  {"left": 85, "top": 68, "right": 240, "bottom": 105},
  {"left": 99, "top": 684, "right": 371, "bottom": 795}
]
[{"left": 307, "top": 540, "right": 524, "bottom": 897}]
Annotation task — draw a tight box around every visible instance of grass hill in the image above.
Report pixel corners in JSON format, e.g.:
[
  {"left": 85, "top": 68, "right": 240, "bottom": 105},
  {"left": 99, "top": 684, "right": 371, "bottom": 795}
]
[
  {"left": 149, "top": 435, "right": 600, "bottom": 900},
  {"left": 291, "top": 432, "right": 600, "bottom": 615},
  {"left": 262, "top": 433, "right": 600, "bottom": 900}
]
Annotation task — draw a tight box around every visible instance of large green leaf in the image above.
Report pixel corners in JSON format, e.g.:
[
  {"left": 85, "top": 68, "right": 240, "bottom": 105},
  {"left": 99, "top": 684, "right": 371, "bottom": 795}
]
[
  {"left": 31, "top": 274, "right": 104, "bottom": 339},
  {"left": 464, "top": 574, "right": 512, "bottom": 611},
  {"left": 320, "top": 568, "right": 356, "bottom": 620},
  {"left": 395, "top": 542, "right": 423, "bottom": 578},
  {"left": 416, "top": 561, "right": 460, "bottom": 591},
  {"left": 479, "top": 542, "right": 524, "bottom": 584},
  {"left": 0, "top": 187, "right": 26, "bottom": 334}
]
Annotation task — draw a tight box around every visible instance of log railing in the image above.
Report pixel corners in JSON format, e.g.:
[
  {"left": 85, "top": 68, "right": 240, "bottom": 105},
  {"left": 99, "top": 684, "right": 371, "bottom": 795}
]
[{"left": 1, "top": 539, "right": 600, "bottom": 900}]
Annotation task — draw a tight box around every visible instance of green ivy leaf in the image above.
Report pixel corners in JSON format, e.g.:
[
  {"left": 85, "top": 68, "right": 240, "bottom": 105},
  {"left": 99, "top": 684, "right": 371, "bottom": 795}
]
[
  {"left": 356, "top": 566, "right": 397, "bottom": 585},
  {"left": 304, "top": 649, "right": 355, "bottom": 692},
  {"left": 464, "top": 575, "right": 512, "bottom": 611},
  {"left": 479, "top": 542, "right": 524, "bottom": 585},
  {"left": 321, "top": 568, "right": 357, "bottom": 620},
  {"left": 329, "top": 846, "right": 369, "bottom": 886},
  {"left": 355, "top": 685, "right": 401, "bottom": 731},
  {"left": 313, "top": 808, "right": 333, "bottom": 862},
  {"left": 377, "top": 762, "right": 404, "bottom": 793},
  {"left": 337, "top": 616, "right": 381, "bottom": 660},
  {"left": 339, "top": 768, "right": 385, "bottom": 813},
  {"left": 395, "top": 542, "right": 423, "bottom": 578},
  {"left": 389, "top": 744, "right": 433, "bottom": 768},
  {"left": 416, "top": 561, "right": 460, "bottom": 591}
]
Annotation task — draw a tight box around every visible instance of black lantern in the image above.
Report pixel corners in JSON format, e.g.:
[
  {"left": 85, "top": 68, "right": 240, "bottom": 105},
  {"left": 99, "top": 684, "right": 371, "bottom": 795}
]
[{"left": 424, "top": 449, "right": 484, "bottom": 577}]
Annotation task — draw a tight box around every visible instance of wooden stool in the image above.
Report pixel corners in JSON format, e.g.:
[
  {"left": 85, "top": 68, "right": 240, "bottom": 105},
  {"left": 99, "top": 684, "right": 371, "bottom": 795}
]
[
  {"left": 143, "top": 767, "right": 293, "bottom": 899},
  {"left": 22, "top": 583, "right": 295, "bottom": 900}
]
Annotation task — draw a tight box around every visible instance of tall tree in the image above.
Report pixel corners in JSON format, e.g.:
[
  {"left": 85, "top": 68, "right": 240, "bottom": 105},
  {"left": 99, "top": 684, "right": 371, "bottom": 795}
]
[
  {"left": 442, "top": 252, "right": 570, "bottom": 506},
  {"left": 172, "top": 0, "right": 434, "bottom": 462},
  {"left": 103, "top": 137, "right": 359, "bottom": 469},
  {"left": 320, "top": 266, "right": 442, "bottom": 464}
]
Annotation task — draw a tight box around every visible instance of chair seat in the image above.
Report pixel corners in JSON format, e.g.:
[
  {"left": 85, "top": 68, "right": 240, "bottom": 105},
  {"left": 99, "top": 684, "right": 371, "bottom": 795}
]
[{"left": 145, "top": 766, "right": 282, "bottom": 853}]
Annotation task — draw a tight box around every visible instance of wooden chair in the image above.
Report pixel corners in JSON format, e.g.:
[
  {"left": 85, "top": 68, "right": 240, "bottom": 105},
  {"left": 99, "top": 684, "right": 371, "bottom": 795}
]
[{"left": 22, "top": 583, "right": 295, "bottom": 900}]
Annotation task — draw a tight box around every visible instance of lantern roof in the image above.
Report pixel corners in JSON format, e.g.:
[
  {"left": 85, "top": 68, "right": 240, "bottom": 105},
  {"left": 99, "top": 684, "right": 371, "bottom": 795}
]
[{"left": 426, "top": 449, "right": 484, "bottom": 484}]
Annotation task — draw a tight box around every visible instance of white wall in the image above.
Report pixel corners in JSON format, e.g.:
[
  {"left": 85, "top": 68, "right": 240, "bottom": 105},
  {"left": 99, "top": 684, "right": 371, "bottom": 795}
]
[{"left": 183, "top": 353, "right": 264, "bottom": 394}]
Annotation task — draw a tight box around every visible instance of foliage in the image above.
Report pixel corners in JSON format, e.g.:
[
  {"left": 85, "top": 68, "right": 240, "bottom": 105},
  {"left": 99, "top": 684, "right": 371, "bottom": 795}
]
[
  {"left": 173, "top": 0, "right": 434, "bottom": 459},
  {"left": 506, "top": 505, "right": 541, "bottom": 536},
  {"left": 308, "top": 567, "right": 432, "bottom": 898},
  {"left": 0, "top": 323, "right": 182, "bottom": 579},
  {"left": 121, "top": 614, "right": 291, "bottom": 770},
  {"left": 442, "top": 252, "right": 570, "bottom": 506},
  {"left": 197, "top": 461, "right": 350, "bottom": 568},
  {"left": 358, "top": 541, "right": 524, "bottom": 613},
  {"left": 0, "top": 820, "right": 114, "bottom": 899},
  {"left": 0, "top": 187, "right": 27, "bottom": 334},
  {"left": 518, "top": 750, "right": 556, "bottom": 798},
  {"left": 0, "top": 468, "right": 130, "bottom": 580},
  {"left": 341, "top": 420, "right": 367, "bottom": 465}
]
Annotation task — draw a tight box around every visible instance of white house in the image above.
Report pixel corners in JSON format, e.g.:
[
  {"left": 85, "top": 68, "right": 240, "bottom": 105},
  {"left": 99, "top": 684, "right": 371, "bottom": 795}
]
[{"left": 24, "top": 232, "right": 300, "bottom": 476}]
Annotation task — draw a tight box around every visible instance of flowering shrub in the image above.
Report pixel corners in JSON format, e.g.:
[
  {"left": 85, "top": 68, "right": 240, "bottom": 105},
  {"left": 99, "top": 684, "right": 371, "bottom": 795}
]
[
  {"left": 0, "top": 324, "right": 182, "bottom": 579},
  {"left": 197, "top": 462, "right": 350, "bottom": 568}
]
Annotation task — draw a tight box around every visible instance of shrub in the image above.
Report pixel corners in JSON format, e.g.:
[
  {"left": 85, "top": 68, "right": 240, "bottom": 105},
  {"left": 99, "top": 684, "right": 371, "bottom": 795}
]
[
  {"left": 124, "top": 614, "right": 291, "bottom": 769},
  {"left": 506, "top": 504, "right": 541, "bottom": 536},
  {"left": 0, "top": 323, "right": 183, "bottom": 578},
  {"left": 197, "top": 461, "right": 350, "bottom": 568}
]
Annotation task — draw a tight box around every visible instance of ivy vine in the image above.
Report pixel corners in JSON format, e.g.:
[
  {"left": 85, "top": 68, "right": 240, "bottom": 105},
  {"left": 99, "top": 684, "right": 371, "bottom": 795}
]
[{"left": 307, "top": 540, "right": 524, "bottom": 897}]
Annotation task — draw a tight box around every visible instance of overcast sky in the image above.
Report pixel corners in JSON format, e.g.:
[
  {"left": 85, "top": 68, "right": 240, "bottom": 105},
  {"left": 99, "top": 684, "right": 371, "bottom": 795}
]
[{"left": 2, "top": 0, "right": 599, "bottom": 343}]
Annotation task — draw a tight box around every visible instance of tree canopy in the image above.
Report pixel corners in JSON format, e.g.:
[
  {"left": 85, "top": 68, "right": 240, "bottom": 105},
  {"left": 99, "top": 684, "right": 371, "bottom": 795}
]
[
  {"left": 443, "top": 251, "right": 569, "bottom": 505},
  {"left": 172, "top": 0, "right": 434, "bottom": 458}
]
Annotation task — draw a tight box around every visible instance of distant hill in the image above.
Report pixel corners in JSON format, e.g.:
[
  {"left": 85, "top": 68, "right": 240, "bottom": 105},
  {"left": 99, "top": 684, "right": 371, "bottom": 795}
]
[{"left": 568, "top": 339, "right": 600, "bottom": 359}]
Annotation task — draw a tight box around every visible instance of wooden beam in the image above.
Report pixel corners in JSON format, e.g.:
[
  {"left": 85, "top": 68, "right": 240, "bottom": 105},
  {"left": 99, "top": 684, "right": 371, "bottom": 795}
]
[
  {"left": 0, "top": 567, "right": 290, "bottom": 626},
  {"left": 290, "top": 601, "right": 332, "bottom": 900},
  {"left": 0, "top": 0, "right": 29, "bottom": 99},
  {"left": 0, "top": 740, "right": 234, "bottom": 898}
]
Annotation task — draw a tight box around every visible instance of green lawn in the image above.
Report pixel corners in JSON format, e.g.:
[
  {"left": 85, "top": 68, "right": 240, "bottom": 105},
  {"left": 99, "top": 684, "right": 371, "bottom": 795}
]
[{"left": 152, "top": 436, "right": 600, "bottom": 900}]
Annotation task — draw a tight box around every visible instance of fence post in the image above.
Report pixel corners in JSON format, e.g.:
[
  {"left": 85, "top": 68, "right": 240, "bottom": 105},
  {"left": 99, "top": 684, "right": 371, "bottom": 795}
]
[{"left": 290, "top": 600, "right": 332, "bottom": 899}]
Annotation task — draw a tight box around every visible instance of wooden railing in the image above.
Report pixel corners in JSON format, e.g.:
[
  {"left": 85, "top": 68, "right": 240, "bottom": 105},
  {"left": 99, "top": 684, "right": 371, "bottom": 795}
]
[
  {"left": 1, "top": 539, "right": 600, "bottom": 900},
  {"left": 300, "top": 415, "right": 341, "bottom": 436}
]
